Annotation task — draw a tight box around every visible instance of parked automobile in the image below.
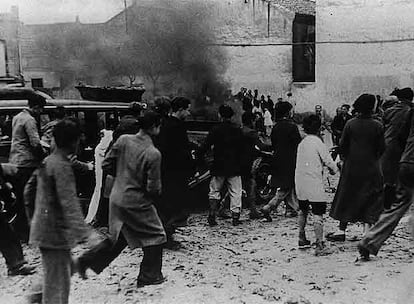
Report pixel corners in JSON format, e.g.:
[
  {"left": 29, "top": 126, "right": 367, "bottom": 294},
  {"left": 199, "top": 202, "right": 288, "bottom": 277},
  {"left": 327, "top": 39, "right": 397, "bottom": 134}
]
[{"left": 0, "top": 97, "right": 133, "bottom": 214}]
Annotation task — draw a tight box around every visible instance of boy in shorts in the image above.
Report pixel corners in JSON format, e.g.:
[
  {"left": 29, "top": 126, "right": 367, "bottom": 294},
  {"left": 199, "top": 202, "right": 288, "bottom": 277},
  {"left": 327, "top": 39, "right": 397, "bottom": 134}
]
[{"left": 295, "top": 114, "right": 338, "bottom": 255}]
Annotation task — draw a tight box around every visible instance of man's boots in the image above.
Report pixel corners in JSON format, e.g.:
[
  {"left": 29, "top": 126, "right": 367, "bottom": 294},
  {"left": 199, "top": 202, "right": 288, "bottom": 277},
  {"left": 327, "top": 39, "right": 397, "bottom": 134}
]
[
  {"left": 232, "top": 212, "right": 242, "bottom": 226},
  {"left": 217, "top": 204, "right": 232, "bottom": 219},
  {"left": 208, "top": 199, "right": 219, "bottom": 226}
]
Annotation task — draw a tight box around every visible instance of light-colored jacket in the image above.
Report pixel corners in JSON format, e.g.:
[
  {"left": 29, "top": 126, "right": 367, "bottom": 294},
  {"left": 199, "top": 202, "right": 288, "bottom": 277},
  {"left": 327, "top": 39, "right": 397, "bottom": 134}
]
[
  {"left": 295, "top": 135, "right": 337, "bottom": 202},
  {"left": 104, "top": 133, "right": 166, "bottom": 248},
  {"left": 9, "top": 109, "right": 43, "bottom": 168},
  {"left": 28, "top": 151, "right": 90, "bottom": 249}
]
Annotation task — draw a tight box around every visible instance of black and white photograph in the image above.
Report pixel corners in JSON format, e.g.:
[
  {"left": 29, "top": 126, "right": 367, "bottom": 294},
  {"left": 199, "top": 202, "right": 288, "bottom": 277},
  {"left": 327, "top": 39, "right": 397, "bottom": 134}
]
[{"left": 0, "top": 0, "right": 414, "bottom": 303}]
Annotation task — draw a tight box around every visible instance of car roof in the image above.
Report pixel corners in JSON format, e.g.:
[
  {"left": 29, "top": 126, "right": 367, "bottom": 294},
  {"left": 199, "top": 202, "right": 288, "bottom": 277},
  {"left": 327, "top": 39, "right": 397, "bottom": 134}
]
[{"left": 0, "top": 99, "right": 130, "bottom": 111}]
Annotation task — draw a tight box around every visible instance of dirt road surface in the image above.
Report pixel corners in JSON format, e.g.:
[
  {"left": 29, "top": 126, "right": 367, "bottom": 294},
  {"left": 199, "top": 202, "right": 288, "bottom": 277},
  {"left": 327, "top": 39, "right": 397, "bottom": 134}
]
[{"left": 1, "top": 176, "right": 414, "bottom": 304}]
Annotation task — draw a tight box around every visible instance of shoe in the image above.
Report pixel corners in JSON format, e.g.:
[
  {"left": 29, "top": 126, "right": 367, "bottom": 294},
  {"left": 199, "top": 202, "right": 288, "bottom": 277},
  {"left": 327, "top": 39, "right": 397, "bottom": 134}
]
[
  {"left": 357, "top": 243, "right": 370, "bottom": 261},
  {"left": 262, "top": 212, "right": 272, "bottom": 222},
  {"left": 326, "top": 232, "right": 345, "bottom": 242},
  {"left": 137, "top": 276, "right": 166, "bottom": 288},
  {"left": 8, "top": 264, "right": 36, "bottom": 276},
  {"left": 73, "top": 257, "right": 88, "bottom": 280},
  {"left": 164, "top": 240, "right": 184, "bottom": 251},
  {"left": 314, "top": 242, "right": 331, "bottom": 256},
  {"left": 232, "top": 213, "right": 242, "bottom": 226},
  {"left": 207, "top": 215, "right": 218, "bottom": 227},
  {"left": 298, "top": 239, "right": 311, "bottom": 249}
]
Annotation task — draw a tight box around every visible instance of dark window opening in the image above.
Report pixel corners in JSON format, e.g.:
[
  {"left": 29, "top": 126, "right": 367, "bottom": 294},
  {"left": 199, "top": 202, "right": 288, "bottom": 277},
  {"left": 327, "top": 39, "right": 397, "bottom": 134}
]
[
  {"left": 31, "top": 78, "right": 44, "bottom": 88},
  {"left": 293, "top": 14, "right": 315, "bottom": 82}
]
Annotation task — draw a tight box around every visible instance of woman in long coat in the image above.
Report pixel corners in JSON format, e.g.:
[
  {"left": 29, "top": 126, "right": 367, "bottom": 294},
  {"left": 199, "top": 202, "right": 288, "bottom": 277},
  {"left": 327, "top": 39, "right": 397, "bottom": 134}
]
[
  {"left": 327, "top": 94, "right": 385, "bottom": 241},
  {"left": 77, "top": 111, "right": 167, "bottom": 287}
]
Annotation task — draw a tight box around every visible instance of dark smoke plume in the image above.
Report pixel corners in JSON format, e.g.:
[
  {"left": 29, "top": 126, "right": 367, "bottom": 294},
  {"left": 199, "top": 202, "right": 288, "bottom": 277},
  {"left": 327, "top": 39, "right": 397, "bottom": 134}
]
[{"left": 35, "top": 0, "right": 229, "bottom": 111}]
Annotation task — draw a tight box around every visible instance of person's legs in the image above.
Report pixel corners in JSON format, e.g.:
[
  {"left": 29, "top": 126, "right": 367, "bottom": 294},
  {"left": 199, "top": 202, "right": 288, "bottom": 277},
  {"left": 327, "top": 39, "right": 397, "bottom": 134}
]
[
  {"left": 0, "top": 213, "right": 34, "bottom": 275},
  {"left": 242, "top": 175, "right": 260, "bottom": 219},
  {"left": 208, "top": 176, "right": 225, "bottom": 226},
  {"left": 226, "top": 176, "right": 243, "bottom": 226},
  {"left": 298, "top": 200, "right": 310, "bottom": 248},
  {"left": 94, "top": 197, "right": 109, "bottom": 228},
  {"left": 311, "top": 202, "right": 327, "bottom": 244},
  {"left": 12, "top": 167, "right": 35, "bottom": 242},
  {"left": 383, "top": 183, "right": 397, "bottom": 210},
  {"left": 284, "top": 188, "right": 299, "bottom": 217},
  {"left": 310, "top": 202, "right": 328, "bottom": 255},
  {"left": 40, "top": 248, "right": 72, "bottom": 304},
  {"left": 77, "top": 232, "right": 128, "bottom": 275},
  {"left": 261, "top": 188, "right": 289, "bottom": 222},
  {"left": 137, "top": 244, "right": 164, "bottom": 287},
  {"left": 359, "top": 164, "right": 414, "bottom": 257}
]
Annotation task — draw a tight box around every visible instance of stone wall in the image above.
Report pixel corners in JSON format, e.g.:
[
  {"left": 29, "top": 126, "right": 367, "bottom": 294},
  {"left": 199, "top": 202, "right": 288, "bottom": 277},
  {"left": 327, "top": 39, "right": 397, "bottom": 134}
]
[{"left": 316, "top": 0, "right": 414, "bottom": 114}]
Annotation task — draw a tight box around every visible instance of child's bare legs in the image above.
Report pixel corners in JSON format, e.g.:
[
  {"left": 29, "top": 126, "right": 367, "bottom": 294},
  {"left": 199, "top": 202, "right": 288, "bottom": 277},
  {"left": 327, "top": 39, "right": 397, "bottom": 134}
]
[
  {"left": 314, "top": 215, "right": 324, "bottom": 244},
  {"left": 298, "top": 200, "right": 311, "bottom": 248},
  {"left": 298, "top": 209, "right": 308, "bottom": 242}
]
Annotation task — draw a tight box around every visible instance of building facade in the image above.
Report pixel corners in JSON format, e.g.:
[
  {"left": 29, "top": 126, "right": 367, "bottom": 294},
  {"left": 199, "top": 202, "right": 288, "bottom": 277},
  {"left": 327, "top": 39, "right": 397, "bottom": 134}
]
[
  {"left": 2, "top": 1, "right": 316, "bottom": 105},
  {"left": 0, "top": 6, "right": 22, "bottom": 82},
  {"left": 316, "top": 0, "right": 414, "bottom": 114}
]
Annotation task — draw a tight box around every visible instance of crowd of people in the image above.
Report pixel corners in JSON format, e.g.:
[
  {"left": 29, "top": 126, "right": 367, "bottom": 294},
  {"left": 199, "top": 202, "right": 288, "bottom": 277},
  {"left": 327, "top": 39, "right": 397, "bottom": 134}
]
[{"left": 1, "top": 86, "right": 414, "bottom": 303}]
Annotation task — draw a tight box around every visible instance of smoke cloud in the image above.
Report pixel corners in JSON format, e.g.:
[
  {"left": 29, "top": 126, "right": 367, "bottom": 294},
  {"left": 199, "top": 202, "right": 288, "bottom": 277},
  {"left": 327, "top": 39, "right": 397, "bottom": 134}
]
[{"left": 35, "top": 0, "right": 229, "bottom": 110}]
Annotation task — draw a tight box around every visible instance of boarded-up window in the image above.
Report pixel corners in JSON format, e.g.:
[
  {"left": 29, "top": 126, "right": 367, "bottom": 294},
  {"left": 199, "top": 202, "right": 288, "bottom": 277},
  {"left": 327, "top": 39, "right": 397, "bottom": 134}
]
[{"left": 292, "top": 14, "right": 315, "bottom": 82}]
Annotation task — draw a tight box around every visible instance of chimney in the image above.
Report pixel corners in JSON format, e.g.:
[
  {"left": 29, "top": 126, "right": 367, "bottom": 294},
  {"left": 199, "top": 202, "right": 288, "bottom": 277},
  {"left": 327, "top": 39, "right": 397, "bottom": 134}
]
[{"left": 75, "top": 15, "right": 80, "bottom": 23}]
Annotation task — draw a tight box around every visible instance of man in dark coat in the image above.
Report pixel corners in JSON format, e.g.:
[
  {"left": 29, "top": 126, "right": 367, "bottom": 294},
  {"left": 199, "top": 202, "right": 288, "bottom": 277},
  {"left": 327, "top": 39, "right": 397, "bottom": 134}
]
[
  {"left": 261, "top": 102, "right": 301, "bottom": 222},
  {"left": 380, "top": 88, "right": 413, "bottom": 209},
  {"left": 358, "top": 95, "right": 414, "bottom": 260},
  {"left": 155, "top": 97, "right": 194, "bottom": 250},
  {"left": 198, "top": 105, "right": 244, "bottom": 226}
]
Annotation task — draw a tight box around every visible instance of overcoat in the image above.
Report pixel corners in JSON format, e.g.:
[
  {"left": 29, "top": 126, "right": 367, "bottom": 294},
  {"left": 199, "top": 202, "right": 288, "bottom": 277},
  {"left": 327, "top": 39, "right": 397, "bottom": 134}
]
[
  {"left": 330, "top": 116, "right": 385, "bottom": 224},
  {"left": 103, "top": 134, "right": 166, "bottom": 249},
  {"left": 270, "top": 118, "right": 302, "bottom": 189},
  {"left": 155, "top": 116, "right": 194, "bottom": 223},
  {"left": 380, "top": 101, "right": 412, "bottom": 185},
  {"left": 29, "top": 151, "right": 89, "bottom": 249}
]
